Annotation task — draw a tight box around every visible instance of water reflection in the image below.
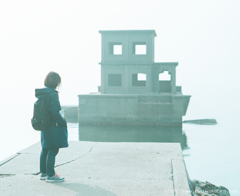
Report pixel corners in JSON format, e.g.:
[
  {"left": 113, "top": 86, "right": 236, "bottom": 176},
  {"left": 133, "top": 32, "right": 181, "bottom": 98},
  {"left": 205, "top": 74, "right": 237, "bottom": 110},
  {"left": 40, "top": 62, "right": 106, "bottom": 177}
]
[{"left": 78, "top": 125, "right": 189, "bottom": 150}]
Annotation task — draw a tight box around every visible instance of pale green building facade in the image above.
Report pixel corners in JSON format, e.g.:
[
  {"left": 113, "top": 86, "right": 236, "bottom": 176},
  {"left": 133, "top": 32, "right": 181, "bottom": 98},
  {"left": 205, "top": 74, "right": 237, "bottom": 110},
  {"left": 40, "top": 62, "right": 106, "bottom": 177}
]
[{"left": 78, "top": 30, "right": 190, "bottom": 126}]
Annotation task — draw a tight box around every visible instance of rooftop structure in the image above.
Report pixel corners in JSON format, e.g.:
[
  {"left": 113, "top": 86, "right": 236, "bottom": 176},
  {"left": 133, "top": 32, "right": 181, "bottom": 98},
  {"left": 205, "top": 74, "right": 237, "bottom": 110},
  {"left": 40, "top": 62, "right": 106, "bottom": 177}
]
[
  {"left": 99, "top": 30, "right": 178, "bottom": 95},
  {"left": 78, "top": 30, "right": 191, "bottom": 126}
]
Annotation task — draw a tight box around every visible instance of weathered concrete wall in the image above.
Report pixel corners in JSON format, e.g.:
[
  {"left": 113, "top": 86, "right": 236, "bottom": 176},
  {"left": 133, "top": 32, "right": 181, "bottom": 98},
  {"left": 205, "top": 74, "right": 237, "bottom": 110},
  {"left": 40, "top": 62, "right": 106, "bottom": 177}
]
[
  {"left": 99, "top": 30, "right": 156, "bottom": 65},
  {"left": 62, "top": 106, "right": 78, "bottom": 123},
  {"left": 78, "top": 94, "right": 190, "bottom": 125},
  {"left": 100, "top": 63, "right": 178, "bottom": 95}
]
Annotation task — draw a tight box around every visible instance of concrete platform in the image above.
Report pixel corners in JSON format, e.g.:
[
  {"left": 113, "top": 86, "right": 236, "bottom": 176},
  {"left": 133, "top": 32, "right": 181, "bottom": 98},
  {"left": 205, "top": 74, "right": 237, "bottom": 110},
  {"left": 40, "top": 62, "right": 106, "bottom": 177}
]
[{"left": 0, "top": 141, "right": 192, "bottom": 196}]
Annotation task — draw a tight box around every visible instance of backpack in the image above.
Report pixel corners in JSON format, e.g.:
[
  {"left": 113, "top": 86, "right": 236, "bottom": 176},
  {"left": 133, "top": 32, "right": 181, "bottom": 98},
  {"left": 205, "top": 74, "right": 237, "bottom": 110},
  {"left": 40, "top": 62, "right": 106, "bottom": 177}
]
[{"left": 31, "top": 92, "right": 52, "bottom": 131}]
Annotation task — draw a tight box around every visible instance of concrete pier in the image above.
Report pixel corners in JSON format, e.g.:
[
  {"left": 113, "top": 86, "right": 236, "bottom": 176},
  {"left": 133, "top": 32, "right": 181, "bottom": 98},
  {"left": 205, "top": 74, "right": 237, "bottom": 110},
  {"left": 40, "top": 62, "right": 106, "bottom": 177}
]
[{"left": 0, "top": 141, "right": 192, "bottom": 196}]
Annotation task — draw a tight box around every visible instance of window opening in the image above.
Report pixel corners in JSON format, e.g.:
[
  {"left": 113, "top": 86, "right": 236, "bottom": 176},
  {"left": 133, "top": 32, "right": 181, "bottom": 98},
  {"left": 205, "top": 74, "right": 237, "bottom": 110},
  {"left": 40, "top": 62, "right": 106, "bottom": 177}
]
[
  {"left": 109, "top": 42, "right": 122, "bottom": 55},
  {"left": 137, "top": 73, "right": 146, "bottom": 81},
  {"left": 159, "top": 71, "right": 171, "bottom": 81},
  {"left": 132, "top": 73, "right": 146, "bottom": 86},
  {"left": 159, "top": 71, "right": 171, "bottom": 93},
  {"left": 135, "top": 45, "right": 146, "bottom": 54},
  {"left": 132, "top": 42, "right": 147, "bottom": 55},
  {"left": 113, "top": 45, "right": 122, "bottom": 55}
]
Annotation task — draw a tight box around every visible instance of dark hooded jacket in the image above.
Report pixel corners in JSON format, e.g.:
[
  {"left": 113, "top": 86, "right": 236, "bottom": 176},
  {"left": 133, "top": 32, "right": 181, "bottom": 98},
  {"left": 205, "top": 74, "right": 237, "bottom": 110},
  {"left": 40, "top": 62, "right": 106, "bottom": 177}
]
[{"left": 35, "top": 87, "right": 68, "bottom": 149}]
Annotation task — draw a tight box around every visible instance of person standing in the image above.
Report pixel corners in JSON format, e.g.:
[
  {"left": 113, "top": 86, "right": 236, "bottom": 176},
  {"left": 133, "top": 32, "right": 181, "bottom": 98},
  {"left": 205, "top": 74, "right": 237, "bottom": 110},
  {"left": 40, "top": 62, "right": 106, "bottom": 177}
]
[{"left": 35, "top": 71, "right": 68, "bottom": 182}]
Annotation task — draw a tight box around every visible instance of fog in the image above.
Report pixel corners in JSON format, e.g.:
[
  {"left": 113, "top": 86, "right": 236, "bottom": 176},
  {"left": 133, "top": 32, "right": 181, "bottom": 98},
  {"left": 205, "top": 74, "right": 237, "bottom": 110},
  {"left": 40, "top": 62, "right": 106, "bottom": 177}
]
[
  {"left": 1, "top": 1, "right": 240, "bottom": 116},
  {"left": 0, "top": 0, "right": 240, "bottom": 190},
  {"left": 1, "top": 0, "right": 240, "bottom": 123}
]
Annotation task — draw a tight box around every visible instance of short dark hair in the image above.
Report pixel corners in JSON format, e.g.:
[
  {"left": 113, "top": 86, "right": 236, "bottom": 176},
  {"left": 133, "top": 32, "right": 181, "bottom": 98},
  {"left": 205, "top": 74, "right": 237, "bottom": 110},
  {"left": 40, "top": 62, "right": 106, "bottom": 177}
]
[{"left": 44, "top": 71, "right": 61, "bottom": 89}]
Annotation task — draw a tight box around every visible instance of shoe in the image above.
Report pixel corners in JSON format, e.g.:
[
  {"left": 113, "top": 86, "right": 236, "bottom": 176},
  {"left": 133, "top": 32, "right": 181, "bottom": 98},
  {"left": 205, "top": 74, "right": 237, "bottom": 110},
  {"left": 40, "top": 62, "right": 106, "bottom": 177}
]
[
  {"left": 40, "top": 173, "right": 47, "bottom": 180},
  {"left": 46, "top": 173, "right": 64, "bottom": 183}
]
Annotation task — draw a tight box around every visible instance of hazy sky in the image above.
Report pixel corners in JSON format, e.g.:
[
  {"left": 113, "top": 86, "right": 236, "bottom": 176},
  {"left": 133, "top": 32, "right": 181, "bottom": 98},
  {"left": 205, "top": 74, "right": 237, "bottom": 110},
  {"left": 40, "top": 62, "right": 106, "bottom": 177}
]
[{"left": 0, "top": 0, "right": 240, "bottom": 120}]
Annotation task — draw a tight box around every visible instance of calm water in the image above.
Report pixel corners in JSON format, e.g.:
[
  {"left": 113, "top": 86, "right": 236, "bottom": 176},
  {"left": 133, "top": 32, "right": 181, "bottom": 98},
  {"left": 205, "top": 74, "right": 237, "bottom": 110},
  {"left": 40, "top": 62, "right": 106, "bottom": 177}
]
[{"left": 0, "top": 120, "right": 239, "bottom": 195}]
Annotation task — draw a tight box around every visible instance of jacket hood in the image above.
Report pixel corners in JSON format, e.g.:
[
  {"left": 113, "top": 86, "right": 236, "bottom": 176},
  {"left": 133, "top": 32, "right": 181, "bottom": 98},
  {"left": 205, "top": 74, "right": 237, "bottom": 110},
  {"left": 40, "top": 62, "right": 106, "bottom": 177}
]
[{"left": 35, "top": 87, "right": 57, "bottom": 99}]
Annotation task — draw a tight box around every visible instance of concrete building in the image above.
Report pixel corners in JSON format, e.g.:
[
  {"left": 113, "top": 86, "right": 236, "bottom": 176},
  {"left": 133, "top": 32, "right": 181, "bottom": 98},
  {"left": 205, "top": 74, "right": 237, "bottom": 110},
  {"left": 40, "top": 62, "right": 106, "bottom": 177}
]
[{"left": 78, "top": 30, "right": 191, "bottom": 126}]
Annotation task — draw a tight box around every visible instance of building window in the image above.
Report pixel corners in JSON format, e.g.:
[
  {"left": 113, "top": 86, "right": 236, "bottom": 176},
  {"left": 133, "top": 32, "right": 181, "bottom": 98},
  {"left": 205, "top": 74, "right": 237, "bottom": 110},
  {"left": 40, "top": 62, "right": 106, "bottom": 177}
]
[
  {"left": 113, "top": 45, "right": 122, "bottom": 55},
  {"left": 132, "top": 73, "right": 146, "bottom": 86},
  {"left": 108, "top": 74, "right": 122, "bottom": 86},
  {"left": 109, "top": 42, "right": 122, "bottom": 55},
  {"left": 159, "top": 71, "right": 171, "bottom": 93},
  {"left": 159, "top": 71, "right": 171, "bottom": 81},
  {"left": 132, "top": 42, "right": 147, "bottom": 55}
]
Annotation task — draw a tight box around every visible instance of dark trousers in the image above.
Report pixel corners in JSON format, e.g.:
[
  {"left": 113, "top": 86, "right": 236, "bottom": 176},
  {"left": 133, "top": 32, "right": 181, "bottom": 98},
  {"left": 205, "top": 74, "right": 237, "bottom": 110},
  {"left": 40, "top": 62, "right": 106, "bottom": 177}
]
[{"left": 40, "top": 148, "right": 59, "bottom": 176}]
